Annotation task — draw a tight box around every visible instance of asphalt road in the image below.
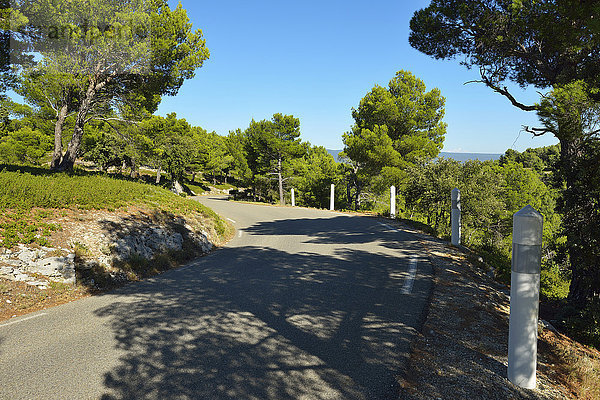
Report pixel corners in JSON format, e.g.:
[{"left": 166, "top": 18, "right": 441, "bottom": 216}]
[{"left": 0, "top": 196, "right": 433, "bottom": 399}]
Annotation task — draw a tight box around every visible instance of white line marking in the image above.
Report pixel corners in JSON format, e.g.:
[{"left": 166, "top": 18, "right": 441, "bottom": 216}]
[
  {"left": 402, "top": 258, "right": 418, "bottom": 295},
  {"left": 238, "top": 230, "right": 243, "bottom": 238},
  {"left": 0, "top": 312, "right": 48, "bottom": 328},
  {"left": 226, "top": 218, "right": 236, "bottom": 223},
  {"left": 378, "top": 222, "right": 401, "bottom": 232}
]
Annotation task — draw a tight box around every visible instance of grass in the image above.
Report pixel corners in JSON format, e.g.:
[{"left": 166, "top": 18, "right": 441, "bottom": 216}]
[
  {"left": 0, "top": 165, "right": 230, "bottom": 247},
  {"left": 186, "top": 182, "right": 208, "bottom": 195},
  {"left": 540, "top": 328, "right": 600, "bottom": 399}
]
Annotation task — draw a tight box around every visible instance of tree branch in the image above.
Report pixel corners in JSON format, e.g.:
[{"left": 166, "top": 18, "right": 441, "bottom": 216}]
[
  {"left": 92, "top": 116, "right": 140, "bottom": 125},
  {"left": 480, "top": 73, "right": 538, "bottom": 112},
  {"left": 523, "top": 126, "right": 552, "bottom": 137}
]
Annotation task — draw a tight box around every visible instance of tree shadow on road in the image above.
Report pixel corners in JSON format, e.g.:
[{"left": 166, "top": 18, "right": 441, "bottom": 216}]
[
  {"left": 244, "top": 216, "right": 417, "bottom": 250},
  {"left": 94, "top": 218, "right": 433, "bottom": 400}
]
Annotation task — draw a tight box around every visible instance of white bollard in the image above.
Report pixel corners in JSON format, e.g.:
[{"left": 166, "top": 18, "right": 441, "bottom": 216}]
[
  {"left": 508, "top": 205, "right": 543, "bottom": 389},
  {"left": 390, "top": 186, "right": 396, "bottom": 219},
  {"left": 330, "top": 184, "right": 335, "bottom": 211},
  {"left": 451, "top": 188, "right": 461, "bottom": 246},
  {"left": 291, "top": 188, "right": 295, "bottom": 207}
]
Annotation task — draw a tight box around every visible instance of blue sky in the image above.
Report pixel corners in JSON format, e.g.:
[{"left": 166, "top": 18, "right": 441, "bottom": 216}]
[{"left": 159, "top": 0, "right": 559, "bottom": 153}]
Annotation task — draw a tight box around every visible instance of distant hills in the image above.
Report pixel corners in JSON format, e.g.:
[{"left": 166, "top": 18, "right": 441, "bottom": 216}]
[
  {"left": 438, "top": 152, "right": 502, "bottom": 162},
  {"left": 326, "top": 149, "right": 503, "bottom": 162},
  {"left": 327, "top": 149, "right": 343, "bottom": 161}
]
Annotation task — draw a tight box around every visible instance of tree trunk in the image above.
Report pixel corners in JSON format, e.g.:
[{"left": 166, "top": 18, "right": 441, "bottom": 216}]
[
  {"left": 156, "top": 166, "right": 162, "bottom": 184},
  {"left": 278, "top": 156, "right": 284, "bottom": 205},
  {"left": 50, "top": 103, "right": 68, "bottom": 170},
  {"left": 59, "top": 123, "right": 84, "bottom": 171},
  {"left": 59, "top": 74, "right": 111, "bottom": 171},
  {"left": 561, "top": 136, "right": 593, "bottom": 312},
  {"left": 130, "top": 157, "right": 138, "bottom": 178},
  {"left": 347, "top": 182, "right": 352, "bottom": 209},
  {"left": 354, "top": 181, "right": 361, "bottom": 211},
  {"left": 59, "top": 83, "right": 96, "bottom": 171}
]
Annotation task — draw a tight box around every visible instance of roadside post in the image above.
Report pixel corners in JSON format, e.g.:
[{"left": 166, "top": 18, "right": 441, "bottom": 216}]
[
  {"left": 508, "top": 205, "right": 543, "bottom": 389},
  {"left": 330, "top": 184, "right": 335, "bottom": 211},
  {"left": 451, "top": 188, "right": 461, "bottom": 246},
  {"left": 291, "top": 188, "right": 295, "bottom": 207},
  {"left": 390, "top": 186, "right": 396, "bottom": 218}
]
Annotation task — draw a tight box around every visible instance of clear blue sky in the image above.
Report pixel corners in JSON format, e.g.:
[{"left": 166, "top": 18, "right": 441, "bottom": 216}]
[{"left": 159, "top": 0, "right": 559, "bottom": 153}]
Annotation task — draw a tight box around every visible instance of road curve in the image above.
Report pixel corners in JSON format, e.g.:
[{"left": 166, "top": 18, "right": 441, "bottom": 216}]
[{"left": 0, "top": 196, "right": 433, "bottom": 399}]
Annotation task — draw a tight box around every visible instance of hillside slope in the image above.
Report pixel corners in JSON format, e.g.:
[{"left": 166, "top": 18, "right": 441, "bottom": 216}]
[{"left": 0, "top": 166, "right": 232, "bottom": 319}]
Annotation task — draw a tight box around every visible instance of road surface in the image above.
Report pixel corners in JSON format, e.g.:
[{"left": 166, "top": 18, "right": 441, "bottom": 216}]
[{"left": 0, "top": 196, "right": 434, "bottom": 399}]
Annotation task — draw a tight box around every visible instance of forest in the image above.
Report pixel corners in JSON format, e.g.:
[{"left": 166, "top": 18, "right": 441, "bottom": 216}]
[{"left": 1, "top": 1, "right": 599, "bottom": 348}]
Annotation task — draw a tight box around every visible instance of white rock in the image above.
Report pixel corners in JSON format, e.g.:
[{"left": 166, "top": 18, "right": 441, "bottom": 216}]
[
  {"left": 17, "top": 247, "right": 38, "bottom": 264},
  {"left": 13, "top": 273, "right": 32, "bottom": 282},
  {"left": 30, "top": 254, "right": 76, "bottom": 284}
]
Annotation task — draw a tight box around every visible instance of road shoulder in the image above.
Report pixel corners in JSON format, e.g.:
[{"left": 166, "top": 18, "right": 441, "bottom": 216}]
[{"left": 395, "top": 227, "right": 585, "bottom": 399}]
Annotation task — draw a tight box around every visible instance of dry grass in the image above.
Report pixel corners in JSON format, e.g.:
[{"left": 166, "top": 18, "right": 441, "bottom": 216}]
[{"left": 539, "top": 329, "right": 600, "bottom": 399}]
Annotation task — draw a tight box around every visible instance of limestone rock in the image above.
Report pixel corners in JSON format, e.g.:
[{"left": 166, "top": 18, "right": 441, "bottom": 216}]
[{"left": 29, "top": 253, "right": 76, "bottom": 284}]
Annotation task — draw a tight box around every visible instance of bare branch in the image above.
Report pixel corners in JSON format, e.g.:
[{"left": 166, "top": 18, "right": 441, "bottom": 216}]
[
  {"left": 480, "top": 73, "right": 538, "bottom": 112},
  {"left": 41, "top": 91, "right": 58, "bottom": 114},
  {"left": 93, "top": 117, "right": 140, "bottom": 125},
  {"left": 523, "top": 125, "right": 552, "bottom": 137}
]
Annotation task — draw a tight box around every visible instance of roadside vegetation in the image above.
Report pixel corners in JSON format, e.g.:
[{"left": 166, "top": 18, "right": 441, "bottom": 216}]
[
  {"left": 0, "top": 165, "right": 229, "bottom": 246},
  {"left": 1, "top": 0, "right": 599, "bottom": 392}
]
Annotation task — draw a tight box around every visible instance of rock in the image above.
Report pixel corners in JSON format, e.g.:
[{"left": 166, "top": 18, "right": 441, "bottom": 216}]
[
  {"left": 26, "top": 280, "right": 49, "bottom": 290},
  {"left": 13, "top": 272, "right": 32, "bottom": 282},
  {"left": 171, "top": 180, "right": 185, "bottom": 195},
  {"left": 0, "top": 266, "right": 14, "bottom": 277},
  {"left": 111, "top": 229, "right": 184, "bottom": 261},
  {"left": 17, "top": 247, "right": 38, "bottom": 264},
  {"left": 539, "top": 319, "right": 559, "bottom": 334},
  {"left": 29, "top": 253, "right": 76, "bottom": 284}
]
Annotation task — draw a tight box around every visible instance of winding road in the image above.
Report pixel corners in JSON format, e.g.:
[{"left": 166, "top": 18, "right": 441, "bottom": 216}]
[{"left": 0, "top": 196, "right": 434, "bottom": 399}]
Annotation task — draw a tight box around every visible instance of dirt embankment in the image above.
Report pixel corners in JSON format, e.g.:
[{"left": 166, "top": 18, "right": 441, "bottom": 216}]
[{"left": 0, "top": 205, "right": 229, "bottom": 321}]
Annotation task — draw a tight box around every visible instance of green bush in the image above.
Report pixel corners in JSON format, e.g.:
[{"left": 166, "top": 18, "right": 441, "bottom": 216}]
[
  {"left": 0, "top": 166, "right": 229, "bottom": 246},
  {"left": 540, "top": 262, "right": 571, "bottom": 300}
]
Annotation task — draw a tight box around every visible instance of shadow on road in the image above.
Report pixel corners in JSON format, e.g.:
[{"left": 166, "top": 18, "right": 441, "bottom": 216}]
[
  {"left": 95, "top": 217, "right": 432, "bottom": 400},
  {"left": 245, "top": 216, "right": 411, "bottom": 250}
]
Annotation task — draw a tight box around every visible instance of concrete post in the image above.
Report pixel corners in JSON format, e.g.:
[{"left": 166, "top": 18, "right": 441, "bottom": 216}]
[
  {"left": 291, "top": 188, "right": 295, "bottom": 207},
  {"left": 508, "top": 205, "right": 543, "bottom": 389},
  {"left": 330, "top": 184, "right": 335, "bottom": 211},
  {"left": 390, "top": 186, "right": 396, "bottom": 219},
  {"left": 451, "top": 188, "right": 461, "bottom": 246}
]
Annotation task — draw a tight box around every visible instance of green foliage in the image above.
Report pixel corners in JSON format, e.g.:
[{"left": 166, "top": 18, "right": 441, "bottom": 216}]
[
  {"left": 410, "top": 0, "right": 600, "bottom": 345},
  {"left": 409, "top": 0, "right": 600, "bottom": 90},
  {"left": 225, "top": 129, "right": 252, "bottom": 185},
  {"left": 82, "top": 122, "right": 131, "bottom": 171},
  {"left": 0, "top": 166, "right": 229, "bottom": 246},
  {"left": 13, "top": 0, "right": 210, "bottom": 170},
  {"left": 139, "top": 113, "right": 197, "bottom": 182},
  {"left": 0, "top": 126, "right": 52, "bottom": 164},
  {"left": 342, "top": 70, "right": 446, "bottom": 209},
  {"left": 199, "top": 130, "right": 234, "bottom": 184},
  {"left": 243, "top": 113, "right": 306, "bottom": 204},
  {"left": 403, "top": 155, "right": 564, "bottom": 295},
  {"left": 0, "top": 211, "right": 60, "bottom": 248},
  {"left": 352, "top": 70, "right": 446, "bottom": 162},
  {"left": 292, "top": 145, "right": 340, "bottom": 209},
  {"left": 541, "top": 262, "right": 571, "bottom": 300}
]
